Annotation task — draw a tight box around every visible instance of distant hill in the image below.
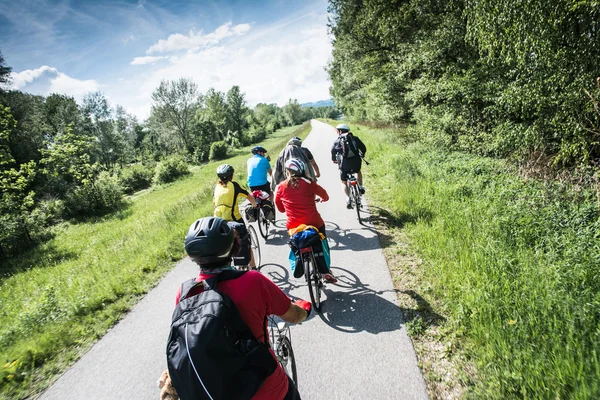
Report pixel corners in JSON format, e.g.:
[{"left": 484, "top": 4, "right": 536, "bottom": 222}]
[{"left": 301, "top": 99, "right": 335, "bottom": 108}]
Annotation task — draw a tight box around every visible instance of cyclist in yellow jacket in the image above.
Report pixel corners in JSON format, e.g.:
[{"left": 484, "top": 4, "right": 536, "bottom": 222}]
[{"left": 213, "top": 164, "right": 258, "bottom": 268}]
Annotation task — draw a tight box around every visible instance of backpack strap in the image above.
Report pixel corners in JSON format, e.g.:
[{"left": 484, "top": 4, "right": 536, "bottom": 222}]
[{"left": 179, "top": 270, "right": 247, "bottom": 300}]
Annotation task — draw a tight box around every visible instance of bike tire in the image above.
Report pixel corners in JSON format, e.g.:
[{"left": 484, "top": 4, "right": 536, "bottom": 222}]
[
  {"left": 304, "top": 254, "right": 321, "bottom": 311},
  {"left": 276, "top": 336, "right": 298, "bottom": 386},
  {"left": 247, "top": 224, "right": 261, "bottom": 267},
  {"left": 353, "top": 185, "right": 361, "bottom": 223},
  {"left": 258, "top": 208, "right": 270, "bottom": 240}
]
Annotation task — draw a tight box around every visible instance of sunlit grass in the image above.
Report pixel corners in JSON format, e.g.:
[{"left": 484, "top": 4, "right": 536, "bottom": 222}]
[
  {"left": 0, "top": 122, "right": 311, "bottom": 400},
  {"left": 323, "top": 119, "right": 600, "bottom": 398}
]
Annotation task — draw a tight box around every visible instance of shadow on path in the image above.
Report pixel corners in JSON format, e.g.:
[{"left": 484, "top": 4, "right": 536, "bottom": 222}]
[{"left": 318, "top": 267, "right": 445, "bottom": 334}]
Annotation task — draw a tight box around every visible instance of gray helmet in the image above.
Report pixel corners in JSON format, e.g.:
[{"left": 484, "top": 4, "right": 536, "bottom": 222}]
[
  {"left": 216, "top": 164, "right": 234, "bottom": 181},
  {"left": 184, "top": 217, "right": 234, "bottom": 263},
  {"left": 287, "top": 137, "right": 302, "bottom": 146},
  {"left": 336, "top": 123, "right": 350, "bottom": 133}
]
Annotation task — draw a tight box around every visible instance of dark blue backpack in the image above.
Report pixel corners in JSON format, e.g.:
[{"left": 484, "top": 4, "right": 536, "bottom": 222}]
[{"left": 166, "top": 270, "right": 277, "bottom": 400}]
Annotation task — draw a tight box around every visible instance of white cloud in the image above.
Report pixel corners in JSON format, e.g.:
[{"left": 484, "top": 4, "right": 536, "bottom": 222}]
[
  {"left": 130, "top": 56, "right": 168, "bottom": 65},
  {"left": 11, "top": 66, "right": 58, "bottom": 89},
  {"left": 10, "top": 66, "right": 99, "bottom": 101},
  {"left": 49, "top": 72, "right": 99, "bottom": 99},
  {"left": 146, "top": 22, "right": 252, "bottom": 54}
]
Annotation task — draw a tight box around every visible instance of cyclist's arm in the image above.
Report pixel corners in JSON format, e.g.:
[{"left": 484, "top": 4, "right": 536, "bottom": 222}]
[
  {"left": 278, "top": 303, "right": 308, "bottom": 324},
  {"left": 311, "top": 159, "right": 320, "bottom": 178},
  {"left": 274, "top": 184, "right": 285, "bottom": 212},
  {"left": 314, "top": 182, "right": 329, "bottom": 202}
]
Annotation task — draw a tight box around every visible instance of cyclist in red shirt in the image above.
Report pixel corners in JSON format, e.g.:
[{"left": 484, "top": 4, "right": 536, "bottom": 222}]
[
  {"left": 176, "top": 216, "right": 311, "bottom": 400},
  {"left": 274, "top": 158, "right": 336, "bottom": 282}
]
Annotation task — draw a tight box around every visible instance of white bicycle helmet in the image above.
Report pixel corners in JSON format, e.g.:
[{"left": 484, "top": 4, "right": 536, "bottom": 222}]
[
  {"left": 285, "top": 158, "right": 305, "bottom": 177},
  {"left": 336, "top": 123, "right": 350, "bottom": 132}
]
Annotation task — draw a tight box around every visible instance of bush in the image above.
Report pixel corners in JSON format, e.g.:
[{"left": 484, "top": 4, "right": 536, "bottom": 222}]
[
  {"left": 209, "top": 141, "right": 228, "bottom": 161},
  {"left": 119, "top": 164, "right": 154, "bottom": 194},
  {"left": 64, "top": 172, "right": 124, "bottom": 217},
  {"left": 153, "top": 156, "right": 190, "bottom": 185}
]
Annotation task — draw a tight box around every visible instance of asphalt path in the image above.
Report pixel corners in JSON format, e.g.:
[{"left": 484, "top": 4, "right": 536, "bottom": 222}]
[{"left": 40, "top": 119, "right": 428, "bottom": 400}]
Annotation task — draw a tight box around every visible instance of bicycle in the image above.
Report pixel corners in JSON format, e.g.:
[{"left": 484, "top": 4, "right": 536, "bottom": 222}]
[
  {"left": 298, "top": 244, "right": 323, "bottom": 312},
  {"left": 344, "top": 171, "right": 363, "bottom": 223},
  {"left": 252, "top": 190, "right": 275, "bottom": 240},
  {"left": 336, "top": 153, "right": 364, "bottom": 223},
  {"left": 267, "top": 315, "right": 297, "bottom": 385},
  {"left": 247, "top": 224, "right": 261, "bottom": 268}
]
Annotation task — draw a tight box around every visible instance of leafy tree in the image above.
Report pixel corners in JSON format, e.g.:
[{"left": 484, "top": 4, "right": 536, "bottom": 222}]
[
  {"left": 225, "top": 85, "right": 249, "bottom": 145},
  {"left": 200, "top": 88, "right": 228, "bottom": 140},
  {"left": 282, "top": 99, "right": 303, "bottom": 125},
  {"left": 44, "top": 94, "right": 81, "bottom": 140},
  {"left": 0, "top": 106, "right": 36, "bottom": 257},
  {"left": 0, "top": 49, "right": 11, "bottom": 90},
  {"left": 151, "top": 78, "right": 201, "bottom": 152}
]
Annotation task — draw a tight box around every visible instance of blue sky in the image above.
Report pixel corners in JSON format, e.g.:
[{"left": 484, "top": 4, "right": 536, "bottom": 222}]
[{"left": 0, "top": 0, "right": 332, "bottom": 119}]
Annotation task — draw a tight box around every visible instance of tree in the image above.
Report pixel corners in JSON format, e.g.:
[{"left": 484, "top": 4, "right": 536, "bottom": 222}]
[
  {"left": 282, "top": 99, "right": 303, "bottom": 125},
  {"left": 0, "top": 49, "right": 11, "bottom": 90},
  {"left": 225, "top": 85, "right": 249, "bottom": 145},
  {"left": 0, "top": 105, "right": 36, "bottom": 257},
  {"left": 151, "top": 78, "right": 201, "bottom": 152},
  {"left": 200, "top": 88, "right": 227, "bottom": 140}
]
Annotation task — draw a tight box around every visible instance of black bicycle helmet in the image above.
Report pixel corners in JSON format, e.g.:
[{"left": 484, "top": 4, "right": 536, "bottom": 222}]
[
  {"left": 216, "top": 164, "right": 234, "bottom": 181},
  {"left": 251, "top": 146, "right": 267, "bottom": 155},
  {"left": 184, "top": 217, "right": 234, "bottom": 263}
]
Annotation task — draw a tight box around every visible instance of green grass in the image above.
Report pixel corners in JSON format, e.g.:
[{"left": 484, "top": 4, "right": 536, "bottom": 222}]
[
  {"left": 0, "top": 122, "right": 311, "bottom": 400},
  {"left": 323, "top": 119, "right": 600, "bottom": 398}
]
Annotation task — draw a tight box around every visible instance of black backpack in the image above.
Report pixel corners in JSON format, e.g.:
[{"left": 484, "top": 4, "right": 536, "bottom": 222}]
[
  {"left": 166, "top": 270, "right": 277, "bottom": 400},
  {"left": 340, "top": 133, "right": 358, "bottom": 158}
]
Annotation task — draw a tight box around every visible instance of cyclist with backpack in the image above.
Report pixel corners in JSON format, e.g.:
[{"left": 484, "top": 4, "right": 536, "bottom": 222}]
[
  {"left": 167, "top": 216, "right": 311, "bottom": 400},
  {"left": 271, "top": 137, "right": 317, "bottom": 192},
  {"left": 213, "top": 163, "right": 258, "bottom": 269},
  {"left": 288, "top": 136, "right": 321, "bottom": 179},
  {"left": 331, "top": 123, "right": 367, "bottom": 209},
  {"left": 274, "top": 158, "right": 336, "bottom": 283}
]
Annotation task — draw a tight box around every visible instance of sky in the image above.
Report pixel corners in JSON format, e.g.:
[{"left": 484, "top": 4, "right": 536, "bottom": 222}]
[{"left": 0, "top": 0, "right": 333, "bottom": 120}]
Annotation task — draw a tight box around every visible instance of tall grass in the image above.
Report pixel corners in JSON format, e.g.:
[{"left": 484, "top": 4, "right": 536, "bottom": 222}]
[
  {"left": 333, "top": 120, "right": 600, "bottom": 398},
  {"left": 0, "top": 122, "right": 311, "bottom": 400}
]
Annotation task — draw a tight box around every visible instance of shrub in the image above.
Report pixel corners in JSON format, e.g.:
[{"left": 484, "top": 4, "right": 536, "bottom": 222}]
[
  {"left": 64, "top": 172, "right": 124, "bottom": 217},
  {"left": 119, "top": 163, "right": 154, "bottom": 194},
  {"left": 209, "top": 141, "right": 228, "bottom": 161},
  {"left": 153, "top": 156, "right": 190, "bottom": 185}
]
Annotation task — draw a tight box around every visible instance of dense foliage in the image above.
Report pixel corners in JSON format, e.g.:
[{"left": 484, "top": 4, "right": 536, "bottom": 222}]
[
  {"left": 327, "top": 0, "right": 600, "bottom": 167},
  {"left": 0, "top": 54, "right": 339, "bottom": 259},
  {"left": 355, "top": 121, "right": 600, "bottom": 398}
]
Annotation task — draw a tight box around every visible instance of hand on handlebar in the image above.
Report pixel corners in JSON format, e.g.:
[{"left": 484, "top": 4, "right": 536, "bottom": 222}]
[{"left": 293, "top": 299, "right": 311, "bottom": 319}]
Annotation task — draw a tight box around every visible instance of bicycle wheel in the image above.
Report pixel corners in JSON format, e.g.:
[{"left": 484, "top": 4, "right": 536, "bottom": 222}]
[
  {"left": 304, "top": 253, "right": 321, "bottom": 311},
  {"left": 353, "top": 185, "right": 361, "bottom": 223},
  {"left": 276, "top": 336, "right": 298, "bottom": 386},
  {"left": 258, "top": 208, "right": 270, "bottom": 240},
  {"left": 247, "top": 224, "right": 261, "bottom": 267}
]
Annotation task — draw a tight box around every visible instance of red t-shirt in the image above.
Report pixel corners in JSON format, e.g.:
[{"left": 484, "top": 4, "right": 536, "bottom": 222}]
[
  {"left": 175, "top": 270, "right": 292, "bottom": 400},
  {"left": 275, "top": 178, "right": 329, "bottom": 230}
]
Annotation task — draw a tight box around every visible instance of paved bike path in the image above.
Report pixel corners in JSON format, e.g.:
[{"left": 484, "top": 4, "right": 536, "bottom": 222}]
[{"left": 40, "top": 119, "right": 428, "bottom": 399}]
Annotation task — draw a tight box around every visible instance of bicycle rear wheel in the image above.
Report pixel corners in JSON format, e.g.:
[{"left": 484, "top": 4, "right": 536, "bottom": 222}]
[
  {"left": 304, "top": 253, "right": 322, "bottom": 311},
  {"left": 353, "top": 185, "right": 362, "bottom": 223},
  {"left": 258, "top": 208, "right": 270, "bottom": 240},
  {"left": 276, "top": 336, "right": 297, "bottom": 386},
  {"left": 247, "top": 224, "right": 261, "bottom": 267}
]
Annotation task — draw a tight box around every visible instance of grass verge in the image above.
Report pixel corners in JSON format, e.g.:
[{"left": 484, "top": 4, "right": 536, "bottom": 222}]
[
  {"left": 322, "top": 119, "right": 600, "bottom": 399},
  {"left": 0, "top": 122, "right": 311, "bottom": 400}
]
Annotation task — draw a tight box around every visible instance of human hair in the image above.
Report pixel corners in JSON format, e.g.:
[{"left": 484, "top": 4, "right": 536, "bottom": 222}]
[
  {"left": 190, "top": 230, "right": 241, "bottom": 268},
  {"left": 217, "top": 177, "right": 230, "bottom": 187},
  {"left": 285, "top": 169, "right": 300, "bottom": 189}
]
